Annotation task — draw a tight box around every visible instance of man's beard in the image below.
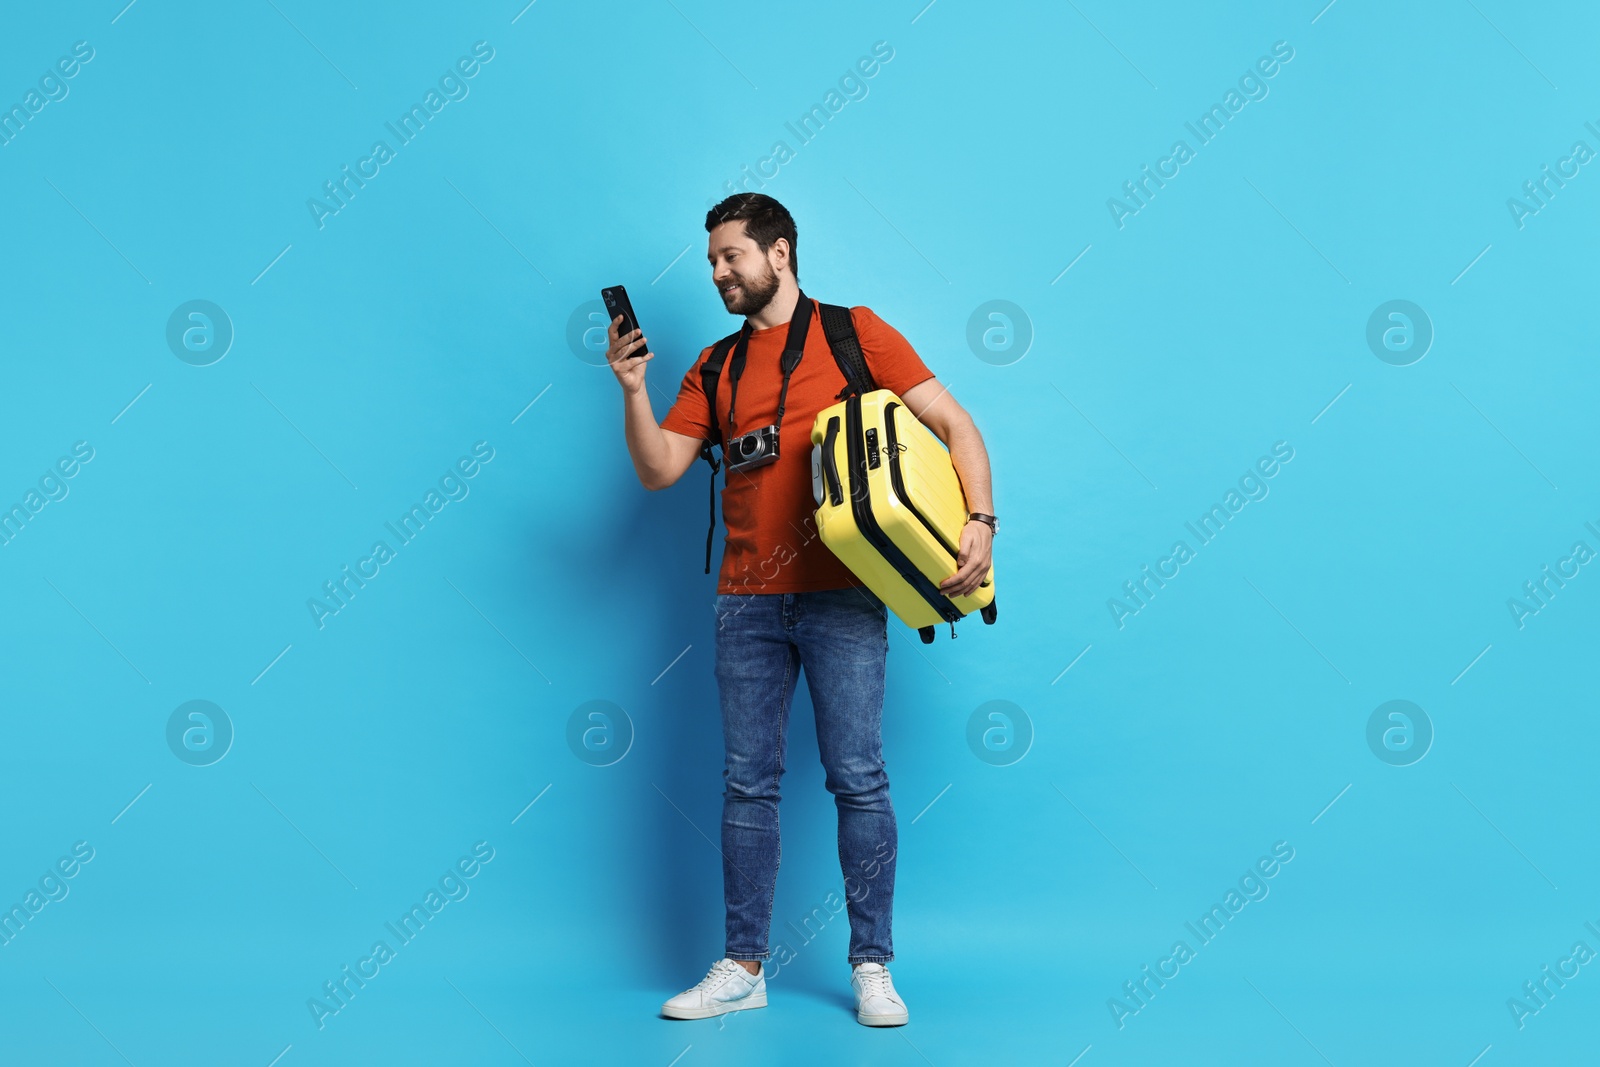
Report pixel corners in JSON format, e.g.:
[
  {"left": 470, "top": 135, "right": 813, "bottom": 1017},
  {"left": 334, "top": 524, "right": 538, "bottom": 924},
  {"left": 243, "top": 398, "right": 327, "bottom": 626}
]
[{"left": 719, "top": 260, "right": 780, "bottom": 316}]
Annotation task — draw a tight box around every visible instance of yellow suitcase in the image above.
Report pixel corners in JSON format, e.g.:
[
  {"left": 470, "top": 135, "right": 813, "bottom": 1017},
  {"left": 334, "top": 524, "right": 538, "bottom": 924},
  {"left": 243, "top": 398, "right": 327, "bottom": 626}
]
[{"left": 810, "top": 388, "right": 996, "bottom": 642}]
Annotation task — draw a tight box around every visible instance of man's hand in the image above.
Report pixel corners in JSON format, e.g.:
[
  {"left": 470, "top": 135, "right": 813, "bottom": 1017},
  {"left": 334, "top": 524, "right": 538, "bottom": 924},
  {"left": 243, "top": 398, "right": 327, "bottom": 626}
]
[
  {"left": 938, "top": 520, "right": 993, "bottom": 599},
  {"left": 605, "top": 314, "right": 652, "bottom": 396}
]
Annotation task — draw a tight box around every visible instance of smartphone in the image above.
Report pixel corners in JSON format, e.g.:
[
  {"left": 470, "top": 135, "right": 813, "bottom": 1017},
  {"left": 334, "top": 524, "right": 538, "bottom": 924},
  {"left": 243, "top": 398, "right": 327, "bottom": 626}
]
[{"left": 600, "top": 285, "right": 649, "bottom": 360}]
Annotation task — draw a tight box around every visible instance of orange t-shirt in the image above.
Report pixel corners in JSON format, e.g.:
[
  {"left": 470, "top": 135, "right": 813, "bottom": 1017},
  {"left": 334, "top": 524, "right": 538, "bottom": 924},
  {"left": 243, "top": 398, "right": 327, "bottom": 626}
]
[{"left": 660, "top": 301, "right": 937, "bottom": 595}]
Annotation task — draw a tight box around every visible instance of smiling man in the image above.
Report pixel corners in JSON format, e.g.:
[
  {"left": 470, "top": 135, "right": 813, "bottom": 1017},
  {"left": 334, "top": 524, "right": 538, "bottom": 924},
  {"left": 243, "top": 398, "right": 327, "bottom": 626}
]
[{"left": 606, "top": 193, "right": 995, "bottom": 1027}]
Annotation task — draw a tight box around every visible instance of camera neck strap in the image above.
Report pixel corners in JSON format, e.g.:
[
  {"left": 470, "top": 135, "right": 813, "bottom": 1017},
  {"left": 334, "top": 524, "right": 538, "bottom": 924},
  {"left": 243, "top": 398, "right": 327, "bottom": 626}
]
[{"left": 724, "top": 290, "right": 813, "bottom": 442}]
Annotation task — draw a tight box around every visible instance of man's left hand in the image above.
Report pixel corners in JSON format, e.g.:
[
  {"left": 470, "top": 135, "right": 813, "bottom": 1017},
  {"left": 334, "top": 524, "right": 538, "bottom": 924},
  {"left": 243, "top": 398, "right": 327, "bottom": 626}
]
[{"left": 938, "top": 520, "right": 993, "bottom": 599}]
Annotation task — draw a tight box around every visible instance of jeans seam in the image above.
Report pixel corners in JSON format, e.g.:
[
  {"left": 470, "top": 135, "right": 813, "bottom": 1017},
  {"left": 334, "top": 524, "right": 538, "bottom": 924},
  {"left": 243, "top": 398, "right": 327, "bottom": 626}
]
[{"left": 758, "top": 643, "right": 792, "bottom": 956}]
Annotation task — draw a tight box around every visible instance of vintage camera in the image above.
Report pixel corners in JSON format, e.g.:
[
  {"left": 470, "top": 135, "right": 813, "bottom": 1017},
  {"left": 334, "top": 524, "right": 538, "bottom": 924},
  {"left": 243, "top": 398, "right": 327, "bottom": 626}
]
[{"left": 725, "top": 423, "right": 781, "bottom": 473}]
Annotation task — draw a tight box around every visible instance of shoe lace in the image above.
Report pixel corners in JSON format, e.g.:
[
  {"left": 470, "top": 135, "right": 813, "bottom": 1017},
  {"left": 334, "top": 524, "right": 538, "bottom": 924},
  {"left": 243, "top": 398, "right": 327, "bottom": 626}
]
[
  {"left": 697, "top": 959, "right": 742, "bottom": 991},
  {"left": 857, "top": 966, "right": 894, "bottom": 999}
]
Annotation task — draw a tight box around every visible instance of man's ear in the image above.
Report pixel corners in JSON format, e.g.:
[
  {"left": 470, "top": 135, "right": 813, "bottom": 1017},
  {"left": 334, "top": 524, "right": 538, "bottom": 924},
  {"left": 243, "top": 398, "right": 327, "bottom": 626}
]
[{"left": 771, "top": 237, "right": 791, "bottom": 272}]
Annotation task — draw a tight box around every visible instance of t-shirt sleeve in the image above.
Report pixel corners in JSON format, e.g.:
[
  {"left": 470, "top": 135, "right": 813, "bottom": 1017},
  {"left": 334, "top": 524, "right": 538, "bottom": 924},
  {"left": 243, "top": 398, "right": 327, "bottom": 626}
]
[
  {"left": 850, "top": 306, "right": 937, "bottom": 396},
  {"left": 659, "top": 344, "right": 717, "bottom": 443}
]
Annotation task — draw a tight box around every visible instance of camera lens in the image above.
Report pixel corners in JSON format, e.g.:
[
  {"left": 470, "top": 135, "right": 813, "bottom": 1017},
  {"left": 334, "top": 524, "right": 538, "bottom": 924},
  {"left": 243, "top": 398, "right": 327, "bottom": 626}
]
[{"left": 738, "top": 436, "right": 759, "bottom": 458}]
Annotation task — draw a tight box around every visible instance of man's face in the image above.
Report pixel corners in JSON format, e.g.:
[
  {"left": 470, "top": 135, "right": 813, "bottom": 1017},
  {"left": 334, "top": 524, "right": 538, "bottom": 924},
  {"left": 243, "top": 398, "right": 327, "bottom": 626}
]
[{"left": 707, "top": 221, "right": 782, "bottom": 316}]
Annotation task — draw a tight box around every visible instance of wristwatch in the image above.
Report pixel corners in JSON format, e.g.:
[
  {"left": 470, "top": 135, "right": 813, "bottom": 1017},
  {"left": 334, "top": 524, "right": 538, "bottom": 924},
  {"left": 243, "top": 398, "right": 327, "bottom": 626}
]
[{"left": 967, "top": 512, "right": 998, "bottom": 536}]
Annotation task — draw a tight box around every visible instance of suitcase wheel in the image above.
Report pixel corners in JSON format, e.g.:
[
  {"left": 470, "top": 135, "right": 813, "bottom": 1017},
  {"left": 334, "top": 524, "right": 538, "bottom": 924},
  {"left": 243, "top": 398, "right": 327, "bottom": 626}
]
[
  {"left": 981, "top": 600, "right": 997, "bottom": 625},
  {"left": 918, "top": 626, "right": 935, "bottom": 644}
]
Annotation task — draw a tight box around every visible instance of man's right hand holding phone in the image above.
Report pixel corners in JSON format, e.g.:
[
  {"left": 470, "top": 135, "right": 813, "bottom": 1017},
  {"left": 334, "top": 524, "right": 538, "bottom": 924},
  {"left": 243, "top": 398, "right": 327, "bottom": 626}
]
[{"left": 606, "top": 314, "right": 653, "bottom": 396}]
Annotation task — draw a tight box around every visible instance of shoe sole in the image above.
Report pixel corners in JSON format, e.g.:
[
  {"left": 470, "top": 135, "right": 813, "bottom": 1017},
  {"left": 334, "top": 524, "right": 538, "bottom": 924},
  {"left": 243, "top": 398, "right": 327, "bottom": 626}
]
[
  {"left": 662, "top": 991, "right": 768, "bottom": 1020},
  {"left": 857, "top": 1010, "right": 908, "bottom": 1026}
]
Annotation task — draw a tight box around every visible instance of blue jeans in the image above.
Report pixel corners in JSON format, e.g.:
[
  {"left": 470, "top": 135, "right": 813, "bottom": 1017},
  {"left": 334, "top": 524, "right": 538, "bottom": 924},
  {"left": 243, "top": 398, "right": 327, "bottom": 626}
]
[{"left": 713, "top": 586, "right": 898, "bottom": 965}]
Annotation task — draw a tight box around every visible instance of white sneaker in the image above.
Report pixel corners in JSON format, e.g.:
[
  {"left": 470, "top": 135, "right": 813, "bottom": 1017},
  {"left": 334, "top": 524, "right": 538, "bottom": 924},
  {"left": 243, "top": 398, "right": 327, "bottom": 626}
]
[
  {"left": 851, "top": 962, "right": 908, "bottom": 1026},
  {"left": 661, "top": 958, "right": 767, "bottom": 1020}
]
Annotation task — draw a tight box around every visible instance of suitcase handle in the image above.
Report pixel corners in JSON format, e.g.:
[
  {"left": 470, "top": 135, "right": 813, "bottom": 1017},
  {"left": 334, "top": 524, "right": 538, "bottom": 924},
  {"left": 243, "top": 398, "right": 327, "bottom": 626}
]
[{"left": 821, "top": 416, "right": 843, "bottom": 506}]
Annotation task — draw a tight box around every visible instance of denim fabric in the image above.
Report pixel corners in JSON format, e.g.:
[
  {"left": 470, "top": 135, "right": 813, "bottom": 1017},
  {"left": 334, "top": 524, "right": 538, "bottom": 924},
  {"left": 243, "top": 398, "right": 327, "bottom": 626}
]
[{"left": 712, "top": 586, "right": 898, "bottom": 964}]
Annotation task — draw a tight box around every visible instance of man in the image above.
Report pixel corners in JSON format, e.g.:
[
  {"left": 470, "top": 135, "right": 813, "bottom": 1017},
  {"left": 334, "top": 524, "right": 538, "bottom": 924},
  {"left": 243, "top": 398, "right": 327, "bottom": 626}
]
[{"left": 607, "top": 193, "right": 996, "bottom": 1026}]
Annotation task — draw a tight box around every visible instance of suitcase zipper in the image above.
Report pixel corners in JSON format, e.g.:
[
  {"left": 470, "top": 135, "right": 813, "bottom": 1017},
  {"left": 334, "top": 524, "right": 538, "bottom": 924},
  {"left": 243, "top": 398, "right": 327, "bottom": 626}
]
[
  {"left": 883, "top": 401, "right": 961, "bottom": 562},
  {"left": 884, "top": 402, "right": 992, "bottom": 592},
  {"left": 844, "top": 395, "right": 963, "bottom": 625}
]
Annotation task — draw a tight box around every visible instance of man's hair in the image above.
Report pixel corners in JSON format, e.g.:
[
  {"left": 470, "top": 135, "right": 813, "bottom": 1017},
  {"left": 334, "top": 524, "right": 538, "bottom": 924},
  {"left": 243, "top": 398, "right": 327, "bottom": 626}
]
[{"left": 705, "top": 194, "right": 799, "bottom": 283}]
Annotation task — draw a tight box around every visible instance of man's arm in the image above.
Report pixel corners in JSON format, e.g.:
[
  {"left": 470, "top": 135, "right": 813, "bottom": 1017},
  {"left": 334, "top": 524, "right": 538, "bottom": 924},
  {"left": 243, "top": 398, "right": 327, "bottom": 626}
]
[
  {"left": 607, "top": 312, "right": 709, "bottom": 491},
  {"left": 900, "top": 377, "right": 994, "bottom": 597},
  {"left": 900, "top": 378, "right": 992, "bottom": 513},
  {"left": 626, "top": 390, "right": 704, "bottom": 491}
]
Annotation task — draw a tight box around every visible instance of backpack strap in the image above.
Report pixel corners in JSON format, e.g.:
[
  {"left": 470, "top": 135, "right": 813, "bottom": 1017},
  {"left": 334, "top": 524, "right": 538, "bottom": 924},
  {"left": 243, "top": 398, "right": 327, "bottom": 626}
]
[
  {"left": 697, "top": 331, "right": 741, "bottom": 575},
  {"left": 818, "top": 303, "right": 877, "bottom": 399},
  {"left": 699, "top": 331, "right": 742, "bottom": 453},
  {"left": 694, "top": 303, "right": 874, "bottom": 576}
]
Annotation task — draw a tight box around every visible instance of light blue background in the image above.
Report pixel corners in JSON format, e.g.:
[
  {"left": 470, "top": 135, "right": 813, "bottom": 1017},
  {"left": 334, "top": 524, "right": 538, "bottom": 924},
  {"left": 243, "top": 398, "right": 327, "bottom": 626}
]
[{"left": 2, "top": 1, "right": 1596, "bottom": 1064}]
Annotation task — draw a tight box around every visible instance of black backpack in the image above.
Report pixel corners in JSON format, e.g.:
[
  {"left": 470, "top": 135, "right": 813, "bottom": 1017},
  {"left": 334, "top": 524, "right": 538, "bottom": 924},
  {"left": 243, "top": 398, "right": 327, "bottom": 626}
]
[{"left": 696, "top": 301, "right": 876, "bottom": 574}]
